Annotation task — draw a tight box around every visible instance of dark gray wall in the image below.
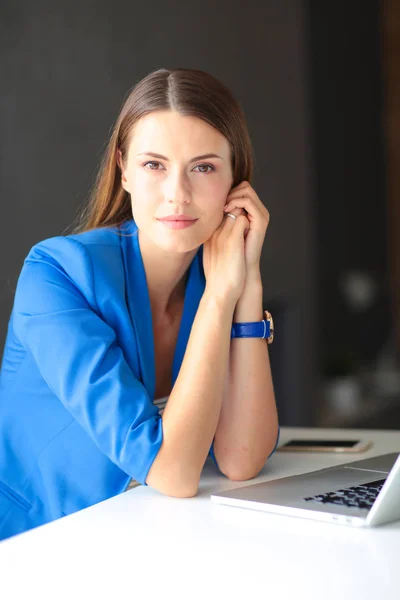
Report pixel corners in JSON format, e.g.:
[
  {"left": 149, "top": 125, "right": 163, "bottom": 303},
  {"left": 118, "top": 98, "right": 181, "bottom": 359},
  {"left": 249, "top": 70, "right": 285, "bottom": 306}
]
[
  {"left": 307, "top": 0, "right": 390, "bottom": 374},
  {"left": 0, "top": 0, "right": 318, "bottom": 425}
]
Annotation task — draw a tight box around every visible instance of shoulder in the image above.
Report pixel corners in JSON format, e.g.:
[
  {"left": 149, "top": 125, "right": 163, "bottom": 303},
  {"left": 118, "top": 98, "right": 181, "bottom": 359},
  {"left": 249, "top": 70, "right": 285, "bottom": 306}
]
[
  {"left": 30, "top": 220, "right": 134, "bottom": 254},
  {"left": 25, "top": 220, "right": 136, "bottom": 270},
  {"left": 18, "top": 221, "right": 137, "bottom": 306},
  {"left": 68, "top": 222, "right": 132, "bottom": 248}
]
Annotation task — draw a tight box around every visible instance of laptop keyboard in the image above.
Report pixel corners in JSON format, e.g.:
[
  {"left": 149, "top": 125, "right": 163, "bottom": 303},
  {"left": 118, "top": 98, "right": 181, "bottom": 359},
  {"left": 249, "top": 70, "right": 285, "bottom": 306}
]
[{"left": 303, "top": 478, "right": 386, "bottom": 510}]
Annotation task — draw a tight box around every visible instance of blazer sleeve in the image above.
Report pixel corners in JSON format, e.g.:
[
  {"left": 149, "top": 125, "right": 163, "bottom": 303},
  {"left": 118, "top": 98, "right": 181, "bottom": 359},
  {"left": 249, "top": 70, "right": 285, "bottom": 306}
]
[{"left": 12, "top": 236, "right": 163, "bottom": 485}]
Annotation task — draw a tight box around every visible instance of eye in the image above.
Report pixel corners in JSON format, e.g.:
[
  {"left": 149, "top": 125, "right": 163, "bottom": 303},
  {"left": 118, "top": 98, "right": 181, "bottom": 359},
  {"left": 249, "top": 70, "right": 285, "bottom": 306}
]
[
  {"left": 193, "top": 164, "right": 215, "bottom": 173},
  {"left": 142, "top": 161, "right": 215, "bottom": 173},
  {"left": 143, "top": 161, "right": 163, "bottom": 170}
]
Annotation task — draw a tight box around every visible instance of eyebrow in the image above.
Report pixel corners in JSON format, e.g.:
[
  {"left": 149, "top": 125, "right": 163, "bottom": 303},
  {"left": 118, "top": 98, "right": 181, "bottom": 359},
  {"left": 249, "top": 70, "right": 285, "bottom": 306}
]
[{"left": 137, "top": 152, "right": 224, "bottom": 162}]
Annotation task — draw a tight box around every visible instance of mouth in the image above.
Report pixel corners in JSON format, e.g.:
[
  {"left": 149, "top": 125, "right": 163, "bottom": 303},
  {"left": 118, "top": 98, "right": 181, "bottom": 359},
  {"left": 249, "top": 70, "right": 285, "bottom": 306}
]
[
  {"left": 157, "top": 215, "right": 198, "bottom": 230},
  {"left": 157, "top": 215, "right": 197, "bottom": 221}
]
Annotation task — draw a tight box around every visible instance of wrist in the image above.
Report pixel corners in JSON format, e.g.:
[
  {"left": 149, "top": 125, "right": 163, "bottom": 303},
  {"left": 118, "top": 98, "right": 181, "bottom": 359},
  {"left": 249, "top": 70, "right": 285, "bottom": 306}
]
[
  {"left": 233, "top": 281, "right": 263, "bottom": 322},
  {"left": 244, "top": 267, "right": 262, "bottom": 287},
  {"left": 201, "top": 288, "right": 237, "bottom": 317}
]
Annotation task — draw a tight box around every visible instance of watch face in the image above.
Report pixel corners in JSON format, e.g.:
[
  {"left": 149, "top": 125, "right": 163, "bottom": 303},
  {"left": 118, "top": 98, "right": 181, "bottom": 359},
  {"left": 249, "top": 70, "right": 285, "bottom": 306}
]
[{"left": 264, "top": 310, "right": 274, "bottom": 344}]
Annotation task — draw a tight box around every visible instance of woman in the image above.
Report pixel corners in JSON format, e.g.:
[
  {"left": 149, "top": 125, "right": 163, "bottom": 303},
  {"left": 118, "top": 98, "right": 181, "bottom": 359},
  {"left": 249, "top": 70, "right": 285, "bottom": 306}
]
[{"left": 0, "top": 68, "right": 279, "bottom": 540}]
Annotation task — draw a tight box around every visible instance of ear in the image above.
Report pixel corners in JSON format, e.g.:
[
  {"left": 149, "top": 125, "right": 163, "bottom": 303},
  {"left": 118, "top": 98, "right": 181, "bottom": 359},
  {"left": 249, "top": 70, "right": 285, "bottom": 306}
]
[{"left": 117, "top": 149, "right": 129, "bottom": 192}]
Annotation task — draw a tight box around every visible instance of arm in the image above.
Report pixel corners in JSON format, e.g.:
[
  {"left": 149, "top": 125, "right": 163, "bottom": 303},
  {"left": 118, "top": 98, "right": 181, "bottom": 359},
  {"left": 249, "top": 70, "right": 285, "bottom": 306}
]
[
  {"left": 213, "top": 270, "right": 279, "bottom": 481},
  {"left": 146, "top": 290, "right": 235, "bottom": 497},
  {"left": 212, "top": 182, "right": 279, "bottom": 481},
  {"left": 14, "top": 235, "right": 243, "bottom": 500},
  {"left": 13, "top": 238, "right": 165, "bottom": 484},
  {"left": 146, "top": 214, "right": 247, "bottom": 497}
]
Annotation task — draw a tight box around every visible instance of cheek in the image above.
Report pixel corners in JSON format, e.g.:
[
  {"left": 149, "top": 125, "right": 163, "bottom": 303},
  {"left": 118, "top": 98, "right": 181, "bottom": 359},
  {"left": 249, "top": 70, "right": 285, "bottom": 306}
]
[
  {"left": 130, "top": 170, "right": 154, "bottom": 194},
  {"left": 201, "top": 180, "right": 231, "bottom": 214},
  {"left": 129, "top": 172, "right": 159, "bottom": 211}
]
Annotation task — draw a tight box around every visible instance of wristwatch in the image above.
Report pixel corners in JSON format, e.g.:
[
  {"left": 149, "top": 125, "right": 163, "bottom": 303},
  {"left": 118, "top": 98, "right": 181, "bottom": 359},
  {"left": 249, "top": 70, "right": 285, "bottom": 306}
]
[{"left": 231, "top": 310, "right": 274, "bottom": 344}]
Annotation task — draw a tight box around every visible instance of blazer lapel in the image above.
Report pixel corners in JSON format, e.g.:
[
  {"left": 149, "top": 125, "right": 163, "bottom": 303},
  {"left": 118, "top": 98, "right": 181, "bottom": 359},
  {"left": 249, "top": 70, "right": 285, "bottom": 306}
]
[
  {"left": 172, "top": 245, "right": 205, "bottom": 383},
  {"left": 121, "top": 220, "right": 206, "bottom": 397},
  {"left": 120, "top": 222, "right": 155, "bottom": 400}
]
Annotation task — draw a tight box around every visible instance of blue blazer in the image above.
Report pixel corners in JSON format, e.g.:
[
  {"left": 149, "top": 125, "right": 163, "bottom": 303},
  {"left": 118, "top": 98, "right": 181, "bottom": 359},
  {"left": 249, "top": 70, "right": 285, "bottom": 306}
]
[{"left": 0, "top": 220, "right": 207, "bottom": 539}]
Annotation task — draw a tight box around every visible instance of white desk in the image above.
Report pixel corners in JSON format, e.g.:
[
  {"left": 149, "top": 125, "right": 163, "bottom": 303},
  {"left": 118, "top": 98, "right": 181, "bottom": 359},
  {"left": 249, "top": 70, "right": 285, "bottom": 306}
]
[{"left": 1, "top": 427, "right": 400, "bottom": 599}]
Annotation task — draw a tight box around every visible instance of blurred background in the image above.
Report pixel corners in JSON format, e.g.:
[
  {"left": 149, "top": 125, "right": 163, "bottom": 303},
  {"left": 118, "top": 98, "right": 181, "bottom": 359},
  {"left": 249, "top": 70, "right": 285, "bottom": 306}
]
[{"left": 1, "top": 0, "right": 399, "bottom": 429}]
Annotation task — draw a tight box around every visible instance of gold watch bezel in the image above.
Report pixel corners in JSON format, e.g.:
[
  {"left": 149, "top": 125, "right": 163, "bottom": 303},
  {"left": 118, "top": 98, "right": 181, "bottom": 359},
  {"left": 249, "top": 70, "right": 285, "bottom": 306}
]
[{"left": 264, "top": 310, "right": 274, "bottom": 344}]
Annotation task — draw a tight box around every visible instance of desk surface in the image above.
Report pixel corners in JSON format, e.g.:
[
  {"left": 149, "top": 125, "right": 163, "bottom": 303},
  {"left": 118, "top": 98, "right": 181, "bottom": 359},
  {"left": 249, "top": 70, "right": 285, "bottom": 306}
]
[{"left": 1, "top": 427, "right": 400, "bottom": 599}]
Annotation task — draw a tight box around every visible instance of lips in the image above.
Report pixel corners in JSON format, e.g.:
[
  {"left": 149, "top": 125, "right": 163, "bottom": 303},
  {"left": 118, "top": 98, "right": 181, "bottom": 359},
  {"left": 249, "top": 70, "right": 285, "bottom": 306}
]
[
  {"left": 158, "top": 215, "right": 197, "bottom": 221},
  {"left": 157, "top": 215, "right": 198, "bottom": 230}
]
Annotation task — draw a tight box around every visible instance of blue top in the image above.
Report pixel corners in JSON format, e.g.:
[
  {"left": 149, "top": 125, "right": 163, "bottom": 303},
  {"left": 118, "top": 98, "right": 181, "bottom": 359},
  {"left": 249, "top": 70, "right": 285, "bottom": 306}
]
[{"left": 0, "top": 220, "right": 208, "bottom": 539}]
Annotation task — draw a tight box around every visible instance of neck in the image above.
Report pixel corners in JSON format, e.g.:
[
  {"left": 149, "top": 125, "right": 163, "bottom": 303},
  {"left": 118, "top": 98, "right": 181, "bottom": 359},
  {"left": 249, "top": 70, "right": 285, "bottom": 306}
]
[{"left": 138, "top": 230, "right": 197, "bottom": 322}]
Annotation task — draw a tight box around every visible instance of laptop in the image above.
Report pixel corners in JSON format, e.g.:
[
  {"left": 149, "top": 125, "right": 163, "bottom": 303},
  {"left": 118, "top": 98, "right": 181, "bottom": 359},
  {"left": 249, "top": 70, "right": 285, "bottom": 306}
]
[{"left": 211, "top": 453, "right": 400, "bottom": 527}]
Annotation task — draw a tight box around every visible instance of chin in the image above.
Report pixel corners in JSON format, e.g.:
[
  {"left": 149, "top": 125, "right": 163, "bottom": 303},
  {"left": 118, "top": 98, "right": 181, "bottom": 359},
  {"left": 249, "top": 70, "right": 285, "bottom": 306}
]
[
  {"left": 155, "top": 236, "right": 202, "bottom": 254},
  {"left": 139, "top": 220, "right": 217, "bottom": 253}
]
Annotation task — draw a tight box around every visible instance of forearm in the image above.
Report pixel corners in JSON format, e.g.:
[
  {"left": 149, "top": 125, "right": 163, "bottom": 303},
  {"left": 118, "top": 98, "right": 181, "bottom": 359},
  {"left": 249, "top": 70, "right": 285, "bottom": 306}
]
[
  {"left": 146, "top": 290, "right": 234, "bottom": 497},
  {"left": 213, "top": 273, "right": 279, "bottom": 480}
]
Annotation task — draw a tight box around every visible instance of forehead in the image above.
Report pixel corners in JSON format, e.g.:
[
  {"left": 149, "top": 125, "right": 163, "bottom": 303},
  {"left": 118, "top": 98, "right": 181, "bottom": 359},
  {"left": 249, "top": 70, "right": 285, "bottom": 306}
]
[{"left": 128, "top": 110, "right": 231, "bottom": 156}]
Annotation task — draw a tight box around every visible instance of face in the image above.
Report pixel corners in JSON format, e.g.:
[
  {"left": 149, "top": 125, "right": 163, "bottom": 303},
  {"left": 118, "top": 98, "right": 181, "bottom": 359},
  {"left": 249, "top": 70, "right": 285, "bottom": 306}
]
[{"left": 119, "top": 110, "right": 234, "bottom": 253}]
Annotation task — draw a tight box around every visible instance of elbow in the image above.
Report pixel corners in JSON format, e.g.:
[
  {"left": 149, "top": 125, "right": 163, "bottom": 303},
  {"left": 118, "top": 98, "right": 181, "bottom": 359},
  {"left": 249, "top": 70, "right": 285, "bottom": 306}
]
[
  {"left": 164, "top": 485, "right": 198, "bottom": 499},
  {"left": 220, "top": 464, "right": 262, "bottom": 482},
  {"left": 146, "top": 471, "right": 199, "bottom": 498},
  {"left": 216, "top": 428, "right": 280, "bottom": 482},
  {"left": 153, "top": 483, "right": 199, "bottom": 499},
  {"left": 144, "top": 441, "right": 201, "bottom": 498},
  {"left": 217, "top": 446, "right": 277, "bottom": 482}
]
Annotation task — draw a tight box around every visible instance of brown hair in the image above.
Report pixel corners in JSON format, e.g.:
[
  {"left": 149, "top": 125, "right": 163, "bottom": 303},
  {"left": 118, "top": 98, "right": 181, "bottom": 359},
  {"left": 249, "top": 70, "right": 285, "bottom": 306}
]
[{"left": 74, "top": 67, "right": 254, "bottom": 233}]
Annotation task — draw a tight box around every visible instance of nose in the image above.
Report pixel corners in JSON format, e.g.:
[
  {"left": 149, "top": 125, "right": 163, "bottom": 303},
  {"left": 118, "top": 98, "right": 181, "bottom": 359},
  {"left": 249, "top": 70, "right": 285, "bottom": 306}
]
[{"left": 165, "top": 169, "right": 192, "bottom": 205}]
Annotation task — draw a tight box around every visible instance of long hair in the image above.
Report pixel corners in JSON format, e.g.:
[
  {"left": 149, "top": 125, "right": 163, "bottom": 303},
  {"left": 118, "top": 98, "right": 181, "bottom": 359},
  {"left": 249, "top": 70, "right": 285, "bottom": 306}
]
[{"left": 74, "top": 68, "right": 254, "bottom": 233}]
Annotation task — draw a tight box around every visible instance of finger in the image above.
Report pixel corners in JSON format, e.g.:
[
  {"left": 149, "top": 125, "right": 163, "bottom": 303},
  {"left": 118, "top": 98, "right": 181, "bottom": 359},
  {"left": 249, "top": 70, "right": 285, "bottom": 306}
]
[
  {"left": 229, "top": 181, "right": 250, "bottom": 194},
  {"left": 226, "top": 188, "right": 269, "bottom": 215},
  {"left": 224, "top": 196, "right": 269, "bottom": 225},
  {"left": 222, "top": 207, "right": 245, "bottom": 233},
  {"left": 222, "top": 213, "right": 249, "bottom": 240},
  {"left": 225, "top": 192, "right": 265, "bottom": 212},
  {"left": 213, "top": 208, "right": 239, "bottom": 238},
  {"left": 222, "top": 211, "right": 239, "bottom": 232},
  {"left": 224, "top": 206, "right": 245, "bottom": 219},
  {"left": 230, "top": 214, "right": 250, "bottom": 239}
]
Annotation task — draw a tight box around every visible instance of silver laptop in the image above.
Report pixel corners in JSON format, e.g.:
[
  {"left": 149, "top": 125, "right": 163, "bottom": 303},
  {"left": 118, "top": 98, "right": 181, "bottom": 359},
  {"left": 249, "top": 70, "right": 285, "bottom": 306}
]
[{"left": 211, "top": 453, "right": 400, "bottom": 527}]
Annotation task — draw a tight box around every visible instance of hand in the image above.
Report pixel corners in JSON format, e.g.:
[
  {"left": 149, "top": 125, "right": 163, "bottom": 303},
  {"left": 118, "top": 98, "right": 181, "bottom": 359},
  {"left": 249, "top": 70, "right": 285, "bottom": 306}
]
[
  {"left": 223, "top": 181, "right": 270, "bottom": 276},
  {"left": 202, "top": 206, "right": 249, "bottom": 307}
]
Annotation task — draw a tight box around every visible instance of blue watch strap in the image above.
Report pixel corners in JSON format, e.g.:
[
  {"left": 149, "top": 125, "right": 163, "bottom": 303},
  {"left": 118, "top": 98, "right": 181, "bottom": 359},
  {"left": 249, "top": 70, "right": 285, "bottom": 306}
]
[{"left": 231, "top": 320, "right": 271, "bottom": 339}]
